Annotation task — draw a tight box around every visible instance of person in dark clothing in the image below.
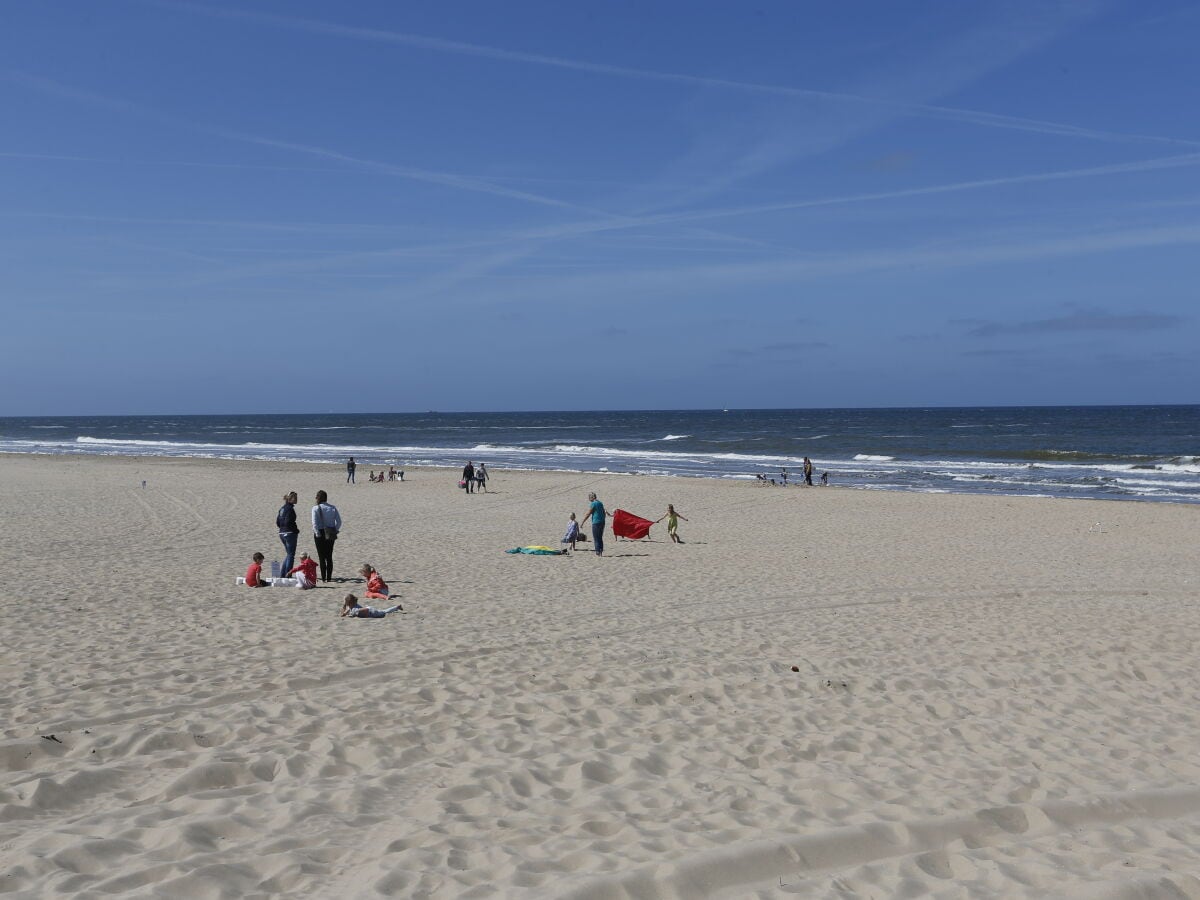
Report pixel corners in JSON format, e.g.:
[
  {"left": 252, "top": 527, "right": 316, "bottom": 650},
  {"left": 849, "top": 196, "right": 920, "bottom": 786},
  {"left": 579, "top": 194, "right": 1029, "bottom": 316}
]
[
  {"left": 462, "top": 461, "right": 476, "bottom": 494},
  {"left": 276, "top": 491, "right": 300, "bottom": 577},
  {"left": 312, "top": 490, "right": 342, "bottom": 582},
  {"left": 346, "top": 457, "right": 357, "bottom": 484}
]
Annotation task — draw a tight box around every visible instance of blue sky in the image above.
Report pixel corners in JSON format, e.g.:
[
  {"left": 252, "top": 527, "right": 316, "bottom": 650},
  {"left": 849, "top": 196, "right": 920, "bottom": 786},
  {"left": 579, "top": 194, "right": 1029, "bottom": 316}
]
[{"left": 2, "top": 0, "right": 1198, "bottom": 414}]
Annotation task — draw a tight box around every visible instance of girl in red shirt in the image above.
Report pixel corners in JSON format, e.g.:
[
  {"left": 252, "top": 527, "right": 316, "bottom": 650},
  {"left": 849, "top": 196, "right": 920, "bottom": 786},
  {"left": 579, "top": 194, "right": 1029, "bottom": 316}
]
[{"left": 360, "top": 564, "right": 398, "bottom": 605}]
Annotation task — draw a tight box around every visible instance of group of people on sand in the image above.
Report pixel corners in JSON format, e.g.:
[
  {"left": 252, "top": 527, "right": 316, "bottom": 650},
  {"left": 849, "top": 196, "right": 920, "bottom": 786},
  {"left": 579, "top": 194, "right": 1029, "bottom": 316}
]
[
  {"left": 341, "top": 564, "right": 402, "bottom": 618},
  {"left": 460, "top": 461, "right": 489, "bottom": 493},
  {"left": 242, "top": 469, "right": 692, "bottom": 622},
  {"left": 274, "top": 490, "right": 342, "bottom": 582},
  {"left": 368, "top": 467, "right": 403, "bottom": 483},
  {"left": 346, "top": 456, "right": 404, "bottom": 484},
  {"left": 561, "top": 493, "right": 689, "bottom": 556},
  {"left": 758, "top": 456, "right": 828, "bottom": 486},
  {"left": 239, "top": 481, "right": 406, "bottom": 620},
  {"left": 243, "top": 490, "right": 343, "bottom": 587}
]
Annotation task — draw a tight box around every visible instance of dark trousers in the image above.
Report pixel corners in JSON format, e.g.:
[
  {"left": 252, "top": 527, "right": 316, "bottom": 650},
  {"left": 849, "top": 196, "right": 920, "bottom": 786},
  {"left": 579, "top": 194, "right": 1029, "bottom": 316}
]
[
  {"left": 314, "top": 533, "right": 335, "bottom": 581},
  {"left": 592, "top": 521, "right": 605, "bottom": 556}
]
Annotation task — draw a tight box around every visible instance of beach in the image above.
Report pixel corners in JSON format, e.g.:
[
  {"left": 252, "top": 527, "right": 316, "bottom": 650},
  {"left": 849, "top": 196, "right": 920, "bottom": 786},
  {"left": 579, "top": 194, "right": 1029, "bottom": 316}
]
[{"left": 3, "top": 452, "right": 1200, "bottom": 898}]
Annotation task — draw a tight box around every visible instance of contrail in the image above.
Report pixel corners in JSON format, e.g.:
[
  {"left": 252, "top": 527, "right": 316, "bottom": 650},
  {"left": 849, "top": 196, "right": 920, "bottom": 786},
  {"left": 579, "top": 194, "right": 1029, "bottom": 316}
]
[{"left": 150, "top": 0, "right": 1200, "bottom": 150}]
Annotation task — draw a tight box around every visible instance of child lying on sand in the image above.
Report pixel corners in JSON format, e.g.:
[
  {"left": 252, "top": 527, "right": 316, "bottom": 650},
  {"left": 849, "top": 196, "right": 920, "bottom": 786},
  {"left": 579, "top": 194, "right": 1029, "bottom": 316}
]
[{"left": 340, "top": 593, "right": 402, "bottom": 619}]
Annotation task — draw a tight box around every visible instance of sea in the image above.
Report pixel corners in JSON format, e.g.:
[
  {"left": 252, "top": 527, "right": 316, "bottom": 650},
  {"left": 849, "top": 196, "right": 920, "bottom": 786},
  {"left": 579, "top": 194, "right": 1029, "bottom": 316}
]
[{"left": 1, "top": 406, "right": 1198, "bottom": 504}]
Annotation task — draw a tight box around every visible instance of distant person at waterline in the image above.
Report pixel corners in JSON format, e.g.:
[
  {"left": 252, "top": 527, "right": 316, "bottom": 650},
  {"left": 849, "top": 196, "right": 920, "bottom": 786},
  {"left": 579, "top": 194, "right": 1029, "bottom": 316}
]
[{"left": 346, "top": 457, "right": 356, "bottom": 484}]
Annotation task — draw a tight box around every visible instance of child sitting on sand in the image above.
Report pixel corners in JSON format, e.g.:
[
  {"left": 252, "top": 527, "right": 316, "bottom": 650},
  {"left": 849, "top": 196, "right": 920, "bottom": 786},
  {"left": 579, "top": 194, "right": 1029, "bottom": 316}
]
[
  {"left": 244, "top": 552, "right": 269, "bottom": 587},
  {"left": 340, "top": 593, "right": 403, "bottom": 618},
  {"left": 360, "top": 564, "right": 398, "bottom": 605},
  {"left": 288, "top": 552, "right": 319, "bottom": 589},
  {"left": 562, "top": 512, "right": 579, "bottom": 552}
]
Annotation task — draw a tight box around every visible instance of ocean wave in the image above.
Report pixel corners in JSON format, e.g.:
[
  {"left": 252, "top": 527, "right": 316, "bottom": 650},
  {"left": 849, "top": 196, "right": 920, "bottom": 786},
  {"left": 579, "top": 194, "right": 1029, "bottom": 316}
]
[
  {"left": 657, "top": 434, "right": 690, "bottom": 441},
  {"left": 854, "top": 454, "right": 895, "bottom": 462},
  {"left": 1156, "top": 463, "right": 1200, "bottom": 475}
]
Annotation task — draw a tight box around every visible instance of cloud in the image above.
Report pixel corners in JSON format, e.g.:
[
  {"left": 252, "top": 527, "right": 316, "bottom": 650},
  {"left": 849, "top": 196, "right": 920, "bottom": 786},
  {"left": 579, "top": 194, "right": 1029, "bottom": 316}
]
[
  {"left": 960, "top": 348, "right": 1030, "bottom": 357},
  {"left": 761, "top": 341, "right": 832, "bottom": 352},
  {"left": 966, "top": 310, "right": 1187, "bottom": 337},
  {"left": 726, "top": 341, "right": 831, "bottom": 360},
  {"left": 861, "top": 152, "right": 917, "bottom": 173}
]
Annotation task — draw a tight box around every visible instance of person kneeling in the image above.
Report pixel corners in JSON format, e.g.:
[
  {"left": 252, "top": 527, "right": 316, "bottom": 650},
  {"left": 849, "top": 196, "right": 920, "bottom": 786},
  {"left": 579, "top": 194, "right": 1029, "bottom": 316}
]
[
  {"left": 288, "top": 552, "right": 319, "bottom": 589},
  {"left": 360, "top": 564, "right": 399, "bottom": 607}
]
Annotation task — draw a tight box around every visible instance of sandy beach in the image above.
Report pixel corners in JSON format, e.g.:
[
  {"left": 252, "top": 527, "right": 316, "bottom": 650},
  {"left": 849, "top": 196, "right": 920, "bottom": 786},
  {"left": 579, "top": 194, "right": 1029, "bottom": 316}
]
[{"left": 3, "top": 452, "right": 1200, "bottom": 898}]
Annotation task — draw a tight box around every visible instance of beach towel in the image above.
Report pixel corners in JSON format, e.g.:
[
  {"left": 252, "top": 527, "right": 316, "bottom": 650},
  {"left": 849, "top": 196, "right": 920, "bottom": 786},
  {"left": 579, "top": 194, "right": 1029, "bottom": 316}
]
[
  {"left": 505, "top": 546, "right": 565, "bottom": 555},
  {"left": 612, "top": 509, "right": 654, "bottom": 540}
]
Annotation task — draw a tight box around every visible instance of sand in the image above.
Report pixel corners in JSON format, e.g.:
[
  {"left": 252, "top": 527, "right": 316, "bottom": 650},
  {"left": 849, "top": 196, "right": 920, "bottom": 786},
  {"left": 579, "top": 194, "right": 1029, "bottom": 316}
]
[{"left": 3, "top": 453, "right": 1200, "bottom": 898}]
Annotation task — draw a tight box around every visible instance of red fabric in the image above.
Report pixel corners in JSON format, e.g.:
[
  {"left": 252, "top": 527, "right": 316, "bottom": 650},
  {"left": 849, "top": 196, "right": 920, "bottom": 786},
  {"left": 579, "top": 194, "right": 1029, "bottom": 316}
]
[{"left": 612, "top": 509, "right": 654, "bottom": 540}]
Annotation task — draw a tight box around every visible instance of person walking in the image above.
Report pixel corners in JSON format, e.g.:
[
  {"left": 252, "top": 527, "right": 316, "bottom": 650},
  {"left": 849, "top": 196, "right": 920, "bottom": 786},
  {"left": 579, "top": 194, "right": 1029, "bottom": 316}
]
[
  {"left": 346, "top": 457, "right": 357, "bottom": 484},
  {"left": 803, "top": 456, "right": 814, "bottom": 486},
  {"left": 583, "top": 492, "right": 612, "bottom": 557},
  {"left": 476, "top": 462, "right": 489, "bottom": 493},
  {"left": 312, "top": 490, "right": 342, "bottom": 582},
  {"left": 655, "top": 504, "right": 689, "bottom": 543},
  {"left": 462, "top": 461, "right": 476, "bottom": 494},
  {"left": 276, "top": 491, "right": 300, "bottom": 577}
]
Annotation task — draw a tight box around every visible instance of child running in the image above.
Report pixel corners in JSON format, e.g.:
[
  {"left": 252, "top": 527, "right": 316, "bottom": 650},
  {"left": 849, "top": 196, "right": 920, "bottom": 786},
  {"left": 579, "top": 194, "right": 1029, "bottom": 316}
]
[
  {"left": 340, "top": 593, "right": 403, "bottom": 618},
  {"left": 655, "top": 504, "right": 689, "bottom": 543},
  {"left": 359, "top": 564, "right": 399, "bottom": 606},
  {"left": 288, "top": 552, "right": 319, "bottom": 589}
]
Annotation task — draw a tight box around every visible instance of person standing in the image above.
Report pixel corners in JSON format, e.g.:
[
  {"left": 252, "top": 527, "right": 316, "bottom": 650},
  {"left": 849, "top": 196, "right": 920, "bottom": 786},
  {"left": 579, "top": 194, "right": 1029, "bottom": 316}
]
[
  {"left": 803, "top": 456, "right": 814, "bottom": 486},
  {"left": 655, "top": 504, "right": 689, "bottom": 543},
  {"left": 276, "top": 491, "right": 300, "bottom": 577},
  {"left": 462, "top": 460, "right": 476, "bottom": 494},
  {"left": 312, "top": 490, "right": 342, "bottom": 582},
  {"left": 346, "top": 457, "right": 357, "bottom": 484},
  {"left": 583, "top": 491, "right": 612, "bottom": 557},
  {"left": 476, "top": 462, "right": 489, "bottom": 493}
]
